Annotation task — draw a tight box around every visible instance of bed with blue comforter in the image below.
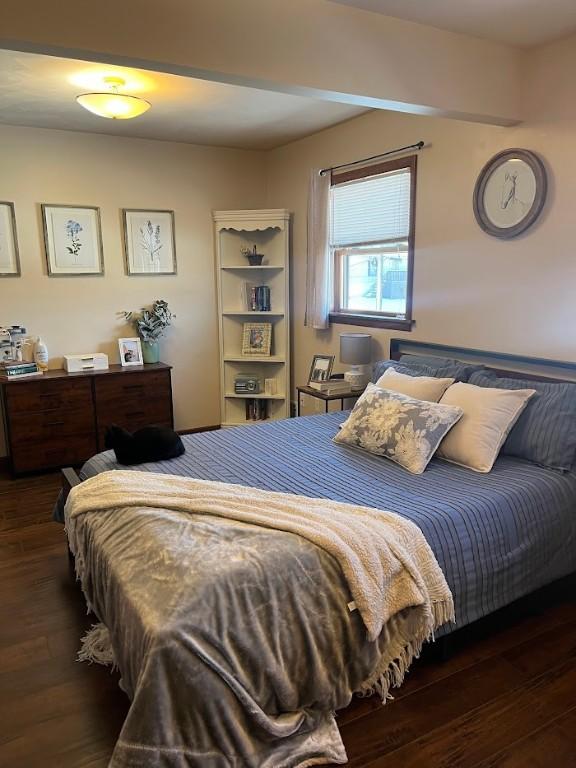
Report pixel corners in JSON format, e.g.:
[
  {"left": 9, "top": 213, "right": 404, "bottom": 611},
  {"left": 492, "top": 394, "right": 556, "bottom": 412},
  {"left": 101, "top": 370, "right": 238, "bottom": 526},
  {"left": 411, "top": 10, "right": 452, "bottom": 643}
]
[{"left": 60, "top": 410, "right": 576, "bottom": 634}]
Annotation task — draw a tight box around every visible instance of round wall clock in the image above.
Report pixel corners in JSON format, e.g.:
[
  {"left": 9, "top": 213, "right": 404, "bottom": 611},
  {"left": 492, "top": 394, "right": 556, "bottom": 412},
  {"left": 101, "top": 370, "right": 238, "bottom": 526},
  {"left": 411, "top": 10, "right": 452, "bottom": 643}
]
[{"left": 473, "top": 148, "right": 547, "bottom": 239}]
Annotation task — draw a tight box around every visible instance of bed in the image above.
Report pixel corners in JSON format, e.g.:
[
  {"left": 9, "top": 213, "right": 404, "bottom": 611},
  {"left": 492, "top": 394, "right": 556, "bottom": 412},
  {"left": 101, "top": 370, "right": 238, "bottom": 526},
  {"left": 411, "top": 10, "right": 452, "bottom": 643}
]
[{"left": 57, "top": 340, "right": 576, "bottom": 767}]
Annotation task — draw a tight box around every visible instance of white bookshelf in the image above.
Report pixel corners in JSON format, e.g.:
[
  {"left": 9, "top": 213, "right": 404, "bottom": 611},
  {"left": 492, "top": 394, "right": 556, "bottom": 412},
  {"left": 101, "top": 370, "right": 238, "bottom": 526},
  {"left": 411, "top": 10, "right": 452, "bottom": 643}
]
[{"left": 213, "top": 209, "right": 291, "bottom": 428}]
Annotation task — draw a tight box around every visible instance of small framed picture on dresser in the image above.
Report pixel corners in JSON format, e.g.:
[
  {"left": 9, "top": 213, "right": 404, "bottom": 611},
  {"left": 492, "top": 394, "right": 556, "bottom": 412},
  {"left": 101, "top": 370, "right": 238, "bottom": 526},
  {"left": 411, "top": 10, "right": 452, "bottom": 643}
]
[
  {"left": 0, "top": 202, "right": 21, "bottom": 277},
  {"left": 118, "top": 337, "right": 143, "bottom": 366}
]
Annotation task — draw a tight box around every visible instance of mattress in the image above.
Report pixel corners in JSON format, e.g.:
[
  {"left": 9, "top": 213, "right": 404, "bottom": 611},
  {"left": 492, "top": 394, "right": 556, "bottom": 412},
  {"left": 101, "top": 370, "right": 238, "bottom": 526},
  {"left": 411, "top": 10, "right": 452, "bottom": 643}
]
[{"left": 59, "top": 411, "right": 576, "bottom": 632}]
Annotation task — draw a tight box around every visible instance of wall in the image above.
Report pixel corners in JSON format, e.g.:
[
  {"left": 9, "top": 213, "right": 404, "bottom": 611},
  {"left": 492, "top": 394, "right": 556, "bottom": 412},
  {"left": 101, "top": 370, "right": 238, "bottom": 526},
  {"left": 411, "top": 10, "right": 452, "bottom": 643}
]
[
  {"left": 265, "top": 107, "right": 576, "bottom": 397},
  {"left": 0, "top": 124, "right": 266, "bottom": 456}
]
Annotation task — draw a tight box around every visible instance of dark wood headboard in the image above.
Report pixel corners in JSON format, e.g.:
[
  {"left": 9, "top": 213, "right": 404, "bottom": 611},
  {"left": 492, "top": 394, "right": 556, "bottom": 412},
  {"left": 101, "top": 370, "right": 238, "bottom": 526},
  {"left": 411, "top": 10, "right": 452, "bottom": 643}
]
[{"left": 390, "top": 339, "right": 576, "bottom": 384}]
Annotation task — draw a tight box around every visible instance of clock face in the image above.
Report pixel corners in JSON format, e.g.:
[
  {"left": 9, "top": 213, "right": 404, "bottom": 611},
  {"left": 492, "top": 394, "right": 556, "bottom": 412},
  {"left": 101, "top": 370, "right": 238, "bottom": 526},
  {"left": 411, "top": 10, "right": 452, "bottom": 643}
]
[
  {"left": 473, "top": 149, "right": 547, "bottom": 238},
  {"left": 483, "top": 159, "right": 537, "bottom": 228}
]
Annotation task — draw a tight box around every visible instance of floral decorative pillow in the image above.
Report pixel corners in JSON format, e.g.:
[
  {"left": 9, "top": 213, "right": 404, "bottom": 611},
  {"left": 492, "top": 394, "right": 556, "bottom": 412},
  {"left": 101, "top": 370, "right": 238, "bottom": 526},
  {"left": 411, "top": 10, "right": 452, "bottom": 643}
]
[{"left": 334, "top": 383, "right": 463, "bottom": 474}]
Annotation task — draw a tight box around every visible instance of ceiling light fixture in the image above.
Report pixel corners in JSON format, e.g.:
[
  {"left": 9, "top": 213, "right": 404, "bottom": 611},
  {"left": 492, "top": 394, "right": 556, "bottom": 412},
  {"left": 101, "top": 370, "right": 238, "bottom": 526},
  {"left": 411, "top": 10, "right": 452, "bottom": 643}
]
[{"left": 76, "top": 76, "right": 151, "bottom": 120}]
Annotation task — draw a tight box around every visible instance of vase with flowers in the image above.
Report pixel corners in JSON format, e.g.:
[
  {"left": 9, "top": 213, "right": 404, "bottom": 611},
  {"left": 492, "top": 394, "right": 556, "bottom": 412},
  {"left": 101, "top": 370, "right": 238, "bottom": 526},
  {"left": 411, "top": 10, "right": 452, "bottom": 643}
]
[{"left": 122, "top": 299, "right": 175, "bottom": 364}]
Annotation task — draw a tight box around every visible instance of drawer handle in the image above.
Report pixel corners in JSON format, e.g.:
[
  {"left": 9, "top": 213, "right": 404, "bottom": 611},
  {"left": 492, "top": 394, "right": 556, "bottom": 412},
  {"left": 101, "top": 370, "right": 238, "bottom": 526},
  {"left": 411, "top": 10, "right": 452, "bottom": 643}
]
[
  {"left": 39, "top": 392, "right": 59, "bottom": 399},
  {"left": 125, "top": 411, "right": 145, "bottom": 419},
  {"left": 123, "top": 384, "right": 144, "bottom": 391},
  {"left": 46, "top": 421, "right": 65, "bottom": 427}
]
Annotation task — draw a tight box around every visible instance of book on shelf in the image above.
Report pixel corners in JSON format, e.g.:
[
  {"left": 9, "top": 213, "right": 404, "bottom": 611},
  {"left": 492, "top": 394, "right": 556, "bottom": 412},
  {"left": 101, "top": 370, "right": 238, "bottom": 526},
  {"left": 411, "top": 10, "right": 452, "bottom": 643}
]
[
  {"left": 245, "top": 398, "right": 268, "bottom": 421},
  {"left": 243, "top": 282, "right": 271, "bottom": 312}
]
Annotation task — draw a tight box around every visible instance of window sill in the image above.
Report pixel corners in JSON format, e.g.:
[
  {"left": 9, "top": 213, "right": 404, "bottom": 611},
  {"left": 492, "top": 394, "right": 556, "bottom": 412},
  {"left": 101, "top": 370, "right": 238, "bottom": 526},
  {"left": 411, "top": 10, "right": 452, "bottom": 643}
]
[{"left": 329, "top": 313, "right": 414, "bottom": 331}]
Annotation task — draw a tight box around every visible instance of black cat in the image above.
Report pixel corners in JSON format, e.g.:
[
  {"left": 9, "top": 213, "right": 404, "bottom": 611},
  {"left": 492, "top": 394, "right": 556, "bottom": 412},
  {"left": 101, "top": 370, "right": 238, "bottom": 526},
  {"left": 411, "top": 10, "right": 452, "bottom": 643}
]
[{"left": 104, "top": 424, "right": 185, "bottom": 466}]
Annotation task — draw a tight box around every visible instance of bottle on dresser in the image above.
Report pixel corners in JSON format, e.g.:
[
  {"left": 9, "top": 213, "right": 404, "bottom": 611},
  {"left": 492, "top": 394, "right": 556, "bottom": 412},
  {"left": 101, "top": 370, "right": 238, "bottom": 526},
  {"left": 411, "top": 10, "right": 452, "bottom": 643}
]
[{"left": 34, "top": 337, "right": 49, "bottom": 372}]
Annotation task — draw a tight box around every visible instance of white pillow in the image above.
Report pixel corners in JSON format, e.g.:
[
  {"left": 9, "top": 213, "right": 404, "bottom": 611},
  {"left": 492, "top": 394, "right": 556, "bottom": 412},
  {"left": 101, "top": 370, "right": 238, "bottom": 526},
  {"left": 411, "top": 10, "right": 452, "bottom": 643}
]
[
  {"left": 375, "top": 367, "right": 454, "bottom": 403},
  {"left": 437, "top": 382, "right": 536, "bottom": 472}
]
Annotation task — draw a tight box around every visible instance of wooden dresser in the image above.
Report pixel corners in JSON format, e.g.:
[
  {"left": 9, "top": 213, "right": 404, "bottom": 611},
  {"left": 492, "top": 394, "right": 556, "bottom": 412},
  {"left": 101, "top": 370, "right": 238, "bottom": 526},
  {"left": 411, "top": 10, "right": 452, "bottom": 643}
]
[{"left": 0, "top": 363, "right": 173, "bottom": 475}]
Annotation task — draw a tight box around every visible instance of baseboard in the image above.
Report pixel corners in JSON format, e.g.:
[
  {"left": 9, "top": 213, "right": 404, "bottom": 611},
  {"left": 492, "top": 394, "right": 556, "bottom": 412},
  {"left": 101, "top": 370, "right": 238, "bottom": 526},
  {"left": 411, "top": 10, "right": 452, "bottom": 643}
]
[{"left": 178, "top": 425, "right": 221, "bottom": 436}]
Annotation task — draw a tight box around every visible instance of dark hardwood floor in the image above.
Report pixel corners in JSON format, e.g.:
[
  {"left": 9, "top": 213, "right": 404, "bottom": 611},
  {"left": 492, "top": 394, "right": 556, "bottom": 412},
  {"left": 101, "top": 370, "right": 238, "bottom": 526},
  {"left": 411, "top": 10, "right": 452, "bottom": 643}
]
[{"left": 1, "top": 471, "right": 576, "bottom": 767}]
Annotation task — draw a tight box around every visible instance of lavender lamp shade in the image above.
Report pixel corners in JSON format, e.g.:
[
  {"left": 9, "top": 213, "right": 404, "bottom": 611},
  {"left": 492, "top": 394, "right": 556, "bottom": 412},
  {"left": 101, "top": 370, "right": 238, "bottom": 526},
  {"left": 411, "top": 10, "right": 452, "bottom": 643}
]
[{"left": 340, "top": 333, "right": 372, "bottom": 365}]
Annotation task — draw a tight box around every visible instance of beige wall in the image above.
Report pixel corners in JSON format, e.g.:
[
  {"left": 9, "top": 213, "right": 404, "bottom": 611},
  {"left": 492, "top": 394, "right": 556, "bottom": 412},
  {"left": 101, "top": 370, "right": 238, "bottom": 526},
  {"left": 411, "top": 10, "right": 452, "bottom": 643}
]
[
  {"left": 0, "top": 124, "right": 266, "bottom": 456},
  {"left": 265, "top": 108, "right": 576, "bottom": 397}
]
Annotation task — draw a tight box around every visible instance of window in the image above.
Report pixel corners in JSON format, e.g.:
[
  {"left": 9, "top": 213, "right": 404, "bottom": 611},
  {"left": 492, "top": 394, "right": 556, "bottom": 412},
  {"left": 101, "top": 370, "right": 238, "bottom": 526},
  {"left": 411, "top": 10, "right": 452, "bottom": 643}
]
[{"left": 329, "top": 155, "right": 416, "bottom": 330}]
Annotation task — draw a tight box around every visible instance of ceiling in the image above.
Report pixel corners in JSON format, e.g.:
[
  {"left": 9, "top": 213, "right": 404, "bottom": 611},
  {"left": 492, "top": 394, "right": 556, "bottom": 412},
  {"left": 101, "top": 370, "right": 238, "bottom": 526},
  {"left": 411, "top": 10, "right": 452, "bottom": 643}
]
[
  {"left": 0, "top": 50, "right": 367, "bottom": 151},
  {"left": 330, "top": 0, "right": 576, "bottom": 47}
]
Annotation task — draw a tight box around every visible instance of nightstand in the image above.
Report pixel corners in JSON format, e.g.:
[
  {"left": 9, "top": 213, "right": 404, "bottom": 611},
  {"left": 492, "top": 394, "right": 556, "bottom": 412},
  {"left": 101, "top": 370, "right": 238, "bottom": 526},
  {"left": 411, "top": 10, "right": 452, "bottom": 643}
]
[{"left": 296, "top": 385, "right": 365, "bottom": 416}]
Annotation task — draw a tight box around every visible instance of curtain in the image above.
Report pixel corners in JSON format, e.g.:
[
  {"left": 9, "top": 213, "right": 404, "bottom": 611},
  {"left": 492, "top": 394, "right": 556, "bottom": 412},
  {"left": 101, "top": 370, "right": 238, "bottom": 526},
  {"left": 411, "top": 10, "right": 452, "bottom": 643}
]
[{"left": 305, "top": 169, "right": 331, "bottom": 330}]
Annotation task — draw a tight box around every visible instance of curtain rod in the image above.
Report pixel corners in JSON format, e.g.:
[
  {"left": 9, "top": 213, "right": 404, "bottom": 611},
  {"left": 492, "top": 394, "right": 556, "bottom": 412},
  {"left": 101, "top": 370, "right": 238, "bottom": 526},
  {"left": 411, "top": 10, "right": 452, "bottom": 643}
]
[{"left": 319, "top": 141, "right": 425, "bottom": 176}]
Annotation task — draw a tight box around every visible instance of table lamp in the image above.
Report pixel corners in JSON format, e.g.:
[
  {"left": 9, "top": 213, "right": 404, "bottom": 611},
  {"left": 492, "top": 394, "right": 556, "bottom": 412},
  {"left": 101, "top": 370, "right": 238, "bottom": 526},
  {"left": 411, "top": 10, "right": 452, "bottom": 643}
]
[{"left": 340, "top": 333, "right": 371, "bottom": 390}]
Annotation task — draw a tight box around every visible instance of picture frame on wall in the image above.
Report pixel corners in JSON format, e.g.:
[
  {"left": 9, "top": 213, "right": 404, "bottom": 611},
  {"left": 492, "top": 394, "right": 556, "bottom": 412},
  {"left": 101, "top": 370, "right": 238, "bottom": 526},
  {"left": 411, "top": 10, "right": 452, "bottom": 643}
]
[
  {"left": 241, "top": 322, "right": 272, "bottom": 356},
  {"left": 118, "top": 337, "right": 143, "bottom": 367},
  {"left": 41, "top": 204, "right": 104, "bottom": 276},
  {"left": 122, "top": 209, "right": 177, "bottom": 275},
  {"left": 0, "top": 202, "right": 20, "bottom": 277}
]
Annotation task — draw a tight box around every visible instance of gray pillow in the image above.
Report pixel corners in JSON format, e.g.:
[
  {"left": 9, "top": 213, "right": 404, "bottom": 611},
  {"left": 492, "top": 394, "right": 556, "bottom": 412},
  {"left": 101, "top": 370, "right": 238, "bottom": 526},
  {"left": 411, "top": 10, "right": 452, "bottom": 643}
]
[
  {"left": 334, "top": 383, "right": 463, "bottom": 474},
  {"left": 371, "top": 357, "right": 481, "bottom": 384},
  {"left": 399, "top": 354, "right": 484, "bottom": 382},
  {"left": 469, "top": 371, "right": 576, "bottom": 472}
]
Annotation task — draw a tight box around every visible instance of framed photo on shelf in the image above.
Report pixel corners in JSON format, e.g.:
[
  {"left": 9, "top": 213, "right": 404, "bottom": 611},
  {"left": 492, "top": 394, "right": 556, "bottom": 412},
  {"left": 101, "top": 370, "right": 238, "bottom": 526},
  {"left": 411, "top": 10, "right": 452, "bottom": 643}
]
[
  {"left": 242, "top": 322, "right": 272, "bottom": 356},
  {"left": 0, "top": 202, "right": 20, "bottom": 276},
  {"left": 123, "top": 209, "right": 177, "bottom": 275},
  {"left": 42, "top": 204, "right": 104, "bottom": 276},
  {"left": 118, "top": 337, "right": 143, "bottom": 367},
  {"left": 308, "top": 354, "right": 334, "bottom": 384}
]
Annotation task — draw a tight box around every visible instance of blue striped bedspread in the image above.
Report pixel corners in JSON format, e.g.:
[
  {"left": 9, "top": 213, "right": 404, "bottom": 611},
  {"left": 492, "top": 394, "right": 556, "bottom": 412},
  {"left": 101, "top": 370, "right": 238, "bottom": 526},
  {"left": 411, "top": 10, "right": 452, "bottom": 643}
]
[{"left": 62, "top": 412, "right": 576, "bottom": 634}]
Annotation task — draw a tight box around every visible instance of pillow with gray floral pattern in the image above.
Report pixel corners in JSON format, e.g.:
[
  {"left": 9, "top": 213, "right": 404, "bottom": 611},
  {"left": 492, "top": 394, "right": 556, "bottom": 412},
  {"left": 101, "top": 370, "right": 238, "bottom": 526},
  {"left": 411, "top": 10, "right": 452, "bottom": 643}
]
[{"left": 334, "top": 383, "right": 463, "bottom": 474}]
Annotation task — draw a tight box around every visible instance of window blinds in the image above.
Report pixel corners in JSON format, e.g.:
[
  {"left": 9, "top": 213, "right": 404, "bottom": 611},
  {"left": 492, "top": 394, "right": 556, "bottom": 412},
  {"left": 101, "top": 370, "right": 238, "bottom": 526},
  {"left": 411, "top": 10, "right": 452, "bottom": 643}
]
[{"left": 330, "top": 168, "right": 411, "bottom": 247}]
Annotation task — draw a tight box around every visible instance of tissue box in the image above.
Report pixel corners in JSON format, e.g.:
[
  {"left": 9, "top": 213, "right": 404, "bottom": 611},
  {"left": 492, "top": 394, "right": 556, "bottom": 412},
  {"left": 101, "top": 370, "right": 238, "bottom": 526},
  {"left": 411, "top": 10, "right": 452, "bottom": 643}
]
[{"left": 64, "top": 353, "right": 109, "bottom": 373}]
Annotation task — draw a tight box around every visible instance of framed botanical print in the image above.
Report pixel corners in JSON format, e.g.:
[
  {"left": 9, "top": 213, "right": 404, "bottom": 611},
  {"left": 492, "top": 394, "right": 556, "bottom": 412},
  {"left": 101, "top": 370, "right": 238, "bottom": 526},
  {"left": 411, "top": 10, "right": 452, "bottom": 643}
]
[
  {"left": 0, "top": 202, "right": 21, "bottom": 277},
  {"left": 122, "top": 209, "right": 177, "bottom": 275},
  {"left": 41, "top": 204, "right": 104, "bottom": 276},
  {"left": 241, "top": 322, "right": 272, "bottom": 356}
]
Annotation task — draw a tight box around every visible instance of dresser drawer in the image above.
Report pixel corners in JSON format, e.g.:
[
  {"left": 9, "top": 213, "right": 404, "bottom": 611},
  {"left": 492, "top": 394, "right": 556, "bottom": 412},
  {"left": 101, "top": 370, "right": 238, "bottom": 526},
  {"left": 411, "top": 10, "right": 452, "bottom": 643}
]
[
  {"left": 9, "top": 407, "right": 95, "bottom": 444},
  {"left": 11, "top": 434, "right": 97, "bottom": 474},
  {"left": 94, "top": 370, "right": 172, "bottom": 449},
  {"left": 6, "top": 378, "right": 92, "bottom": 414},
  {"left": 94, "top": 371, "right": 171, "bottom": 407},
  {"left": 96, "top": 404, "right": 173, "bottom": 448}
]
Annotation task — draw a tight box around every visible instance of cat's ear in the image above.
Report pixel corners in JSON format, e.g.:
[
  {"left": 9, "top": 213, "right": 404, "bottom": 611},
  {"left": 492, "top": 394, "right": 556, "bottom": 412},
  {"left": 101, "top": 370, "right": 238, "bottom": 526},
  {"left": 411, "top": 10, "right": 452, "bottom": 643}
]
[{"left": 105, "top": 424, "right": 127, "bottom": 448}]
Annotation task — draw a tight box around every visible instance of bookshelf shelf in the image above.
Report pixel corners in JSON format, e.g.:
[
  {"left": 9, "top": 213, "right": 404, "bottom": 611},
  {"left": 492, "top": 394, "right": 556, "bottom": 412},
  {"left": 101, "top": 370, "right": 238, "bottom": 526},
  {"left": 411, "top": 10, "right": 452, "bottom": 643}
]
[
  {"left": 222, "top": 311, "right": 285, "bottom": 317},
  {"left": 221, "top": 265, "right": 284, "bottom": 271},
  {"left": 214, "top": 209, "right": 291, "bottom": 427},
  {"left": 224, "top": 392, "right": 285, "bottom": 400},
  {"left": 223, "top": 355, "right": 285, "bottom": 364}
]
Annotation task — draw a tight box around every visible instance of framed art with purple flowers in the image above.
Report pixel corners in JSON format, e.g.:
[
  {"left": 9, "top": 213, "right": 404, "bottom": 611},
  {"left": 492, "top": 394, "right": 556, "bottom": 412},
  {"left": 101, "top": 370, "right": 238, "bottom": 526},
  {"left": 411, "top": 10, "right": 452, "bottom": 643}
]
[
  {"left": 122, "top": 209, "right": 177, "bottom": 276},
  {"left": 41, "top": 204, "right": 104, "bottom": 276}
]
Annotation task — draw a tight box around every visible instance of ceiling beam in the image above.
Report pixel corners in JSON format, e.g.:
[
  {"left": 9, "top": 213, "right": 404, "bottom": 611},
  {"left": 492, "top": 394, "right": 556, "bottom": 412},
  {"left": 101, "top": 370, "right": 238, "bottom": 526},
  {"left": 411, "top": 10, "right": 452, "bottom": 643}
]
[{"left": 1, "top": 0, "right": 524, "bottom": 126}]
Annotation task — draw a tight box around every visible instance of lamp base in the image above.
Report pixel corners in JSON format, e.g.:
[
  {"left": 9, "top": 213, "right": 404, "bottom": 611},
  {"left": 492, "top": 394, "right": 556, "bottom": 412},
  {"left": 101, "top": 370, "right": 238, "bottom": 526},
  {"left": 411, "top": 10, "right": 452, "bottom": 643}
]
[{"left": 344, "top": 366, "right": 369, "bottom": 390}]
